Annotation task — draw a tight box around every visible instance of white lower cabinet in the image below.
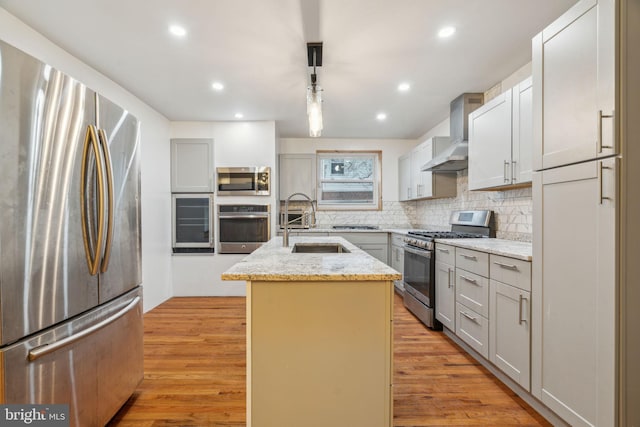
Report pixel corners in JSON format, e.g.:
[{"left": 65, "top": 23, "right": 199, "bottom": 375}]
[
  {"left": 489, "top": 280, "right": 531, "bottom": 391},
  {"left": 435, "top": 244, "right": 456, "bottom": 330},
  {"left": 435, "top": 261, "right": 454, "bottom": 330},
  {"left": 443, "top": 244, "right": 533, "bottom": 397},
  {"left": 455, "top": 302, "right": 489, "bottom": 359},
  {"left": 335, "top": 232, "right": 389, "bottom": 264},
  {"left": 390, "top": 234, "right": 404, "bottom": 280}
]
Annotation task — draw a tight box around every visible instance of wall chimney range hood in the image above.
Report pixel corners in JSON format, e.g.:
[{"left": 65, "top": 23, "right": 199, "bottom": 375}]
[{"left": 422, "top": 93, "right": 484, "bottom": 172}]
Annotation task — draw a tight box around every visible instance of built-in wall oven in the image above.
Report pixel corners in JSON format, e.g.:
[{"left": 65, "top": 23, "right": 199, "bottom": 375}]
[
  {"left": 402, "top": 210, "right": 493, "bottom": 329},
  {"left": 218, "top": 204, "right": 270, "bottom": 253},
  {"left": 216, "top": 167, "right": 270, "bottom": 196},
  {"left": 172, "top": 194, "right": 215, "bottom": 253}
]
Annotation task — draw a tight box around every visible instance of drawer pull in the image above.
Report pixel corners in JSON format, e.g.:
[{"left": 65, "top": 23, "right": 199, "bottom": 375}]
[
  {"left": 460, "top": 311, "right": 478, "bottom": 323},
  {"left": 493, "top": 261, "right": 518, "bottom": 270},
  {"left": 461, "top": 254, "right": 477, "bottom": 261},
  {"left": 460, "top": 274, "right": 479, "bottom": 285},
  {"left": 437, "top": 248, "right": 450, "bottom": 253}
]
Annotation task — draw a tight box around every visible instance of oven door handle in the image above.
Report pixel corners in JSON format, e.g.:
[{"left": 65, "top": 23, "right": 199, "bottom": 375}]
[
  {"left": 219, "top": 214, "right": 269, "bottom": 219},
  {"left": 403, "top": 245, "right": 432, "bottom": 258}
]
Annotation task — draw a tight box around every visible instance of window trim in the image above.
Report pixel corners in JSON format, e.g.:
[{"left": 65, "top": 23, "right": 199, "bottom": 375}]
[{"left": 315, "top": 150, "right": 382, "bottom": 211}]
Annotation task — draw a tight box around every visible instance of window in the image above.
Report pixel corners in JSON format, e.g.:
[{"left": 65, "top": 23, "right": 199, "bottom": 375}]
[{"left": 316, "top": 151, "right": 382, "bottom": 210}]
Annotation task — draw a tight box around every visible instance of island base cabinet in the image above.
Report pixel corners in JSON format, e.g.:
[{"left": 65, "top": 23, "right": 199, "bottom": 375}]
[
  {"left": 489, "top": 280, "right": 530, "bottom": 391},
  {"left": 247, "top": 280, "right": 393, "bottom": 427}
]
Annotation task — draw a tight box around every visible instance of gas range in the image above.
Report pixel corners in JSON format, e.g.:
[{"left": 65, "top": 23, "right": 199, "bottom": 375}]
[
  {"left": 404, "top": 230, "right": 487, "bottom": 251},
  {"left": 401, "top": 210, "right": 494, "bottom": 330}
]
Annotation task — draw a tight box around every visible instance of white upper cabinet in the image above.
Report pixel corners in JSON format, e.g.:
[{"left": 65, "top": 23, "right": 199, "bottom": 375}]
[
  {"left": 512, "top": 78, "right": 533, "bottom": 183},
  {"left": 170, "top": 138, "right": 214, "bottom": 192},
  {"left": 278, "top": 153, "right": 316, "bottom": 200},
  {"left": 399, "top": 137, "right": 456, "bottom": 201},
  {"left": 468, "top": 77, "right": 532, "bottom": 191},
  {"left": 532, "top": 0, "right": 615, "bottom": 171},
  {"left": 398, "top": 153, "right": 412, "bottom": 201}
]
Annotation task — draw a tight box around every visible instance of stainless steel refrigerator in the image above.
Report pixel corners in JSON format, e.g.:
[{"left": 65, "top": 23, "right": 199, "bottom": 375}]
[{"left": 0, "top": 40, "right": 143, "bottom": 426}]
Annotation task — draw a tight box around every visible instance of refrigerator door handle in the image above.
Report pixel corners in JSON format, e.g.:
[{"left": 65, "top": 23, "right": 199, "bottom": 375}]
[
  {"left": 98, "top": 128, "right": 114, "bottom": 273},
  {"left": 28, "top": 296, "right": 141, "bottom": 361},
  {"left": 81, "top": 124, "right": 106, "bottom": 276}
]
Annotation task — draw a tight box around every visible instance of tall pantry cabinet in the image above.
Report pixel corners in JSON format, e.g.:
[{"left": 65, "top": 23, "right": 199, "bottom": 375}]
[{"left": 532, "top": 0, "right": 640, "bottom": 425}]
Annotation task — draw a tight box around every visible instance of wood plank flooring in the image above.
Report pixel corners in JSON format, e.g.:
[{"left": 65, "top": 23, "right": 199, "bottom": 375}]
[{"left": 107, "top": 293, "right": 550, "bottom": 427}]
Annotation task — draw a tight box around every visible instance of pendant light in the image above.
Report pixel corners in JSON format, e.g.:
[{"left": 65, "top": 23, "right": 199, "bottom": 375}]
[{"left": 307, "top": 42, "right": 323, "bottom": 137}]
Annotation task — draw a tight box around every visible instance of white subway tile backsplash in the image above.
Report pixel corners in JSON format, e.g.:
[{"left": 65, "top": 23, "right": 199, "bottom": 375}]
[{"left": 410, "top": 171, "right": 533, "bottom": 242}]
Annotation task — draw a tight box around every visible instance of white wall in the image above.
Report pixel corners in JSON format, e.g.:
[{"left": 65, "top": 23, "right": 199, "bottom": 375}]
[
  {"left": 170, "top": 121, "right": 277, "bottom": 296},
  {"left": 0, "top": 8, "right": 173, "bottom": 311}
]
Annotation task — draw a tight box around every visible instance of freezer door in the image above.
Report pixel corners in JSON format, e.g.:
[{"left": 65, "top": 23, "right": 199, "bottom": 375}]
[
  {"left": 0, "top": 40, "right": 99, "bottom": 346},
  {"left": 0, "top": 288, "right": 143, "bottom": 427},
  {"left": 96, "top": 95, "right": 142, "bottom": 303}
]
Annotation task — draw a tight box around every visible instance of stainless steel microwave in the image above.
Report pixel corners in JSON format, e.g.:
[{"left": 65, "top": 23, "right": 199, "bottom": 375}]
[
  {"left": 279, "top": 209, "right": 312, "bottom": 229},
  {"left": 171, "top": 194, "right": 214, "bottom": 253},
  {"left": 216, "top": 167, "right": 270, "bottom": 196}
]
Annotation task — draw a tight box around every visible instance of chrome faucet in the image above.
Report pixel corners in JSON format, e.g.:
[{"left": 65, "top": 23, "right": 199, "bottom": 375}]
[{"left": 283, "top": 192, "right": 316, "bottom": 247}]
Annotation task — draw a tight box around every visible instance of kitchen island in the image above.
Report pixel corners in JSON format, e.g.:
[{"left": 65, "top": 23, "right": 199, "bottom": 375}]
[{"left": 222, "top": 236, "right": 401, "bottom": 427}]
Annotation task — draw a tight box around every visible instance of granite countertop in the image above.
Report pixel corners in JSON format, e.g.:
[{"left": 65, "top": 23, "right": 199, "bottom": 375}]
[
  {"left": 434, "top": 238, "right": 532, "bottom": 261},
  {"left": 280, "top": 227, "right": 412, "bottom": 235},
  {"left": 221, "top": 236, "right": 402, "bottom": 281}
]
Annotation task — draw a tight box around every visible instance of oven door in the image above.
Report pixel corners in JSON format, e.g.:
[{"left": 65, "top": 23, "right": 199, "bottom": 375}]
[
  {"left": 403, "top": 245, "right": 435, "bottom": 308},
  {"left": 219, "top": 212, "right": 270, "bottom": 254}
]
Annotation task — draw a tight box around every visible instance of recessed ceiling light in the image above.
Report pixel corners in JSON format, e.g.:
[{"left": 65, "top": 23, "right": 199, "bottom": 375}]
[
  {"left": 234, "top": 113, "right": 244, "bottom": 119},
  {"left": 169, "top": 25, "right": 187, "bottom": 37},
  {"left": 398, "top": 82, "right": 411, "bottom": 92},
  {"left": 438, "top": 26, "right": 456, "bottom": 38},
  {"left": 376, "top": 113, "right": 387, "bottom": 121},
  {"left": 211, "top": 82, "right": 225, "bottom": 91}
]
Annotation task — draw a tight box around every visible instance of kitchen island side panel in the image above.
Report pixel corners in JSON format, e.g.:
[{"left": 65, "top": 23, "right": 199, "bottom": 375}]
[{"left": 248, "top": 280, "right": 393, "bottom": 427}]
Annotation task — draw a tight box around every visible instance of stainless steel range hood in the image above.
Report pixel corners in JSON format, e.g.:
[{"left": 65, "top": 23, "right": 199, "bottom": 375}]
[
  {"left": 422, "top": 141, "right": 470, "bottom": 172},
  {"left": 422, "top": 93, "right": 484, "bottom": 172}
]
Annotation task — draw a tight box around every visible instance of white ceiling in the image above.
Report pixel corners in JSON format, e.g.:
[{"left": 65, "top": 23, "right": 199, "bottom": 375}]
[{"left": 0, "top": 0, "right": 576, "bottom": 139}]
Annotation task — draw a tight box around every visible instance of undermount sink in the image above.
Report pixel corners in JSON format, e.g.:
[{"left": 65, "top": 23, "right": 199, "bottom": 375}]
[{"left": 291, "top": 243, "right": 351, "bottom": 253}]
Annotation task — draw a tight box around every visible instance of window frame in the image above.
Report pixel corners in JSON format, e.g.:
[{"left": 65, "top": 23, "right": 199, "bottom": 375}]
[{"left": 315, "top": 150, "right": 382, "bottom": 211}]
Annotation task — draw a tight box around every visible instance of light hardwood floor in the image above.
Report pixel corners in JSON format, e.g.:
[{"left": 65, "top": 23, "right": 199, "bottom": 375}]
[{"left": 107, "top": 293, "right": 550, "bottom": 426}]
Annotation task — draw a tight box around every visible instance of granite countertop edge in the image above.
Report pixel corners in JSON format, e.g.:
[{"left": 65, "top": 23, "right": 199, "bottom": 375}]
[
  {"left": 434, "top": 238, "right": 533, "bottom": 261},
  {"left": 221, "top": 236, "right": 402, "bottom": 281}
]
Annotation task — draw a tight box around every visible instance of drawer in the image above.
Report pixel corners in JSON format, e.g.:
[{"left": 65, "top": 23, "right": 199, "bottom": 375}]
[
  {"left": 435, "top": 243, "right": 455, "bottom": 265},
  {"left": 455, "top": 248, "right": 489, "bottom": 277},
  {"left": 456, "top": 269, "right": 489, "bottom": 317},
  {"left": 455, "top": 302, "right": 489, "bottom": 359},
  {"left": 391, "top": 233, "right": 406, "bottom": 247},
  {"left": 489, "top": 255, "right": 532, "bottom": 292}
]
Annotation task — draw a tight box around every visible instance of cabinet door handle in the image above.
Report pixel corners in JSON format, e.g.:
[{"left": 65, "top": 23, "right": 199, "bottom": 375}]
[
  {"left": 599, "top": 161, "right": 613, "bottom": 205},
  {"left": 504, "top": 160, "right": 510, "bottom": 183},
  {"left": 493, "top": 261, "right": 518, "bottom": 270},
  {"left": 461, "top": 254, "right": 477, "bottom": 261},
  {"left": 597, "top": 110, "right": 615, "bottom": 152},
  {"left": 511, "top": 160, "right": 517, "bottom": 183},
  {"left": 461, "top": 311, "right": 478, "bottom": 323},
  {"left": 518, "top": 294, "right": 528, "bottom": 325},
  {"left": 447, "top": 268, "right": 452, "bottom": 288},
  {"left": 460, "top": 274, "right": 479, "bottom": 285}
]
